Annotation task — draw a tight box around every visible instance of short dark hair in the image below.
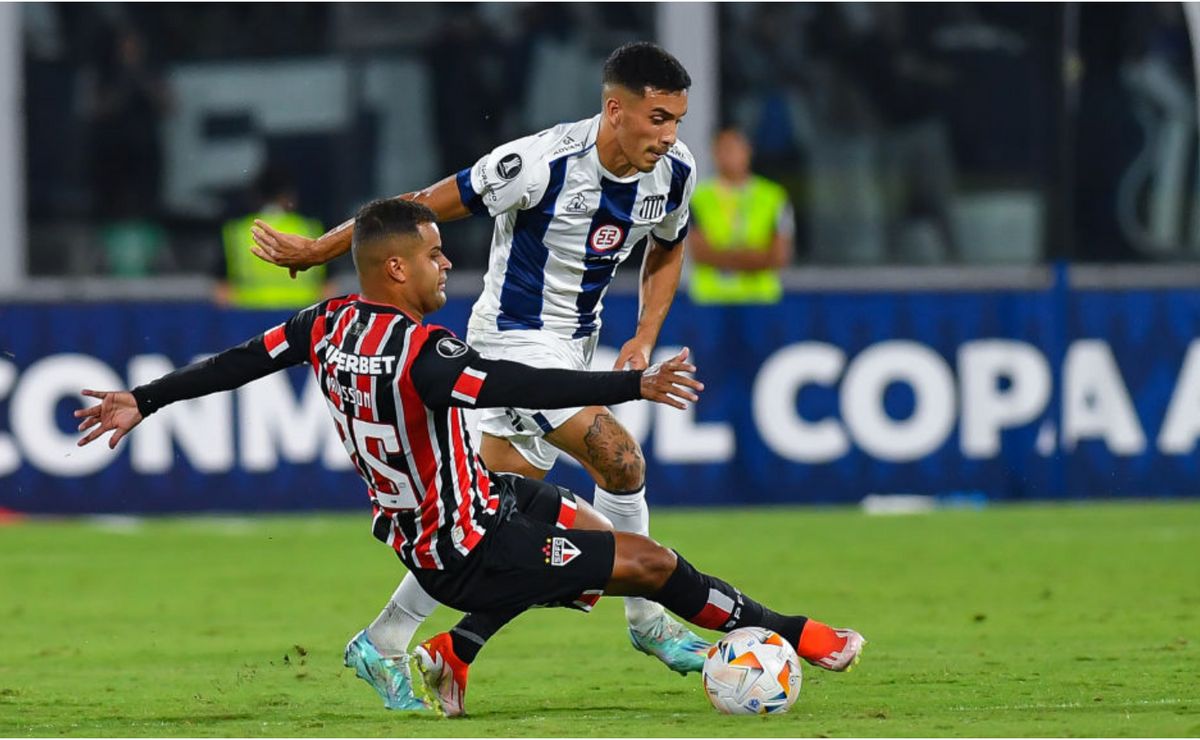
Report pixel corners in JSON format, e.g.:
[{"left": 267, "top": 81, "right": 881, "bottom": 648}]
[
  {"left": 602, "top": 42, "right": 691, "bottom": 94},
  {"left": 353, "top": 198, "right": 437, "bottom": 249},
  {"left": 352, "top": 199, "right": 437, "bottom": 272}
]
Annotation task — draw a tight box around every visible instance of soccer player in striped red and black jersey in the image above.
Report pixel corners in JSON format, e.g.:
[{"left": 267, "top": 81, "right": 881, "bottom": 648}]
[{"left": 76, "top": 198, "right": 864, "bottom": 717}]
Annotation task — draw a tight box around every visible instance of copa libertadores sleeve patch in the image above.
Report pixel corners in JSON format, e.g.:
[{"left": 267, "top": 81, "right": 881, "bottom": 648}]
[{"left": 436, "top": 337, "right": 469, "bottom": 358}]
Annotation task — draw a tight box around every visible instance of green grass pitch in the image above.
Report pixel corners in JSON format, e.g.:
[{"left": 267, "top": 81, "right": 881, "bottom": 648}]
[{"left": 1, "top": 500, "right": 1197, "bottom": 737}]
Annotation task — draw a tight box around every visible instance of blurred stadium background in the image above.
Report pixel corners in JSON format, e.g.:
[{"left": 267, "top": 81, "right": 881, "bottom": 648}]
[{"left": 3, "top": 2, "right": 1200, "bottom": 513}]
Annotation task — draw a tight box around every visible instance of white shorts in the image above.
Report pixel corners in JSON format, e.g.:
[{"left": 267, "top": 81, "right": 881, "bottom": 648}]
[{"left": 465, "top": 324, "right": 600, "bottom": 471}]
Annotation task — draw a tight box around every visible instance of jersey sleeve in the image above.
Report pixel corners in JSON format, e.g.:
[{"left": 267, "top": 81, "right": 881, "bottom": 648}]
[
  {"left": 455, "top": 133, "right": 551, "bottom": 218},
  {"left": 409, "top": 328, "right": 487, "bottom": 408},
  {"left": 410, "top": 329, "right": 643, "bottom": 411},
  {"left": 261, "top": 300, "right": 324, "bottom": 366},
  {"left": 130, "top": 299, "right": 326, "bottom": 417},
  {"left": 652, "top": 146, "right": 698, "bottom": 248}
]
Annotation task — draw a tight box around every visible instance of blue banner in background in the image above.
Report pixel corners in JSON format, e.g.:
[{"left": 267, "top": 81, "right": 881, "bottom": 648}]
[{"left": 2, "top": 278, "right": 1199, "bottom": 514}]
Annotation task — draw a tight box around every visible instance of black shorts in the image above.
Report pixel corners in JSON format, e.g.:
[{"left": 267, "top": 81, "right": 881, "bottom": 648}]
[{"left": 409, "top": 473, "right": 615, "bottom": 615}]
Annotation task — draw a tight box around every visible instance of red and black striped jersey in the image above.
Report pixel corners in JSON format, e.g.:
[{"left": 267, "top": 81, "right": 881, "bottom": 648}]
[
  {"left": 131, "top": 294, "right": 645, "bottom": 572},
  {"left": 272, "top": 295, "right": 500, "bottom": 569}
]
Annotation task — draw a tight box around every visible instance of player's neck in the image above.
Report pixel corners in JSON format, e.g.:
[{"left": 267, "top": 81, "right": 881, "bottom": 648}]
[
  {"left": 596, "top": 120, "right": 638, "bottom": 178},
  {"left": 359, "top": 287, "right": 423, "bottom": 322}
]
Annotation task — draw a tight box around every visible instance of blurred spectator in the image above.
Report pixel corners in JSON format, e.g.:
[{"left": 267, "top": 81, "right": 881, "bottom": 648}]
[
  {"left": 720, "top": 4, "right": 815, "bottom": 177},
  {"left": 86, "top": 26, "right": 170, "bottom": 220},
  {"left": 425, "top": 6, "right": 504, "bottom": 173},
  {"left": 687, "top": 127, "right": 794, "bottom": 305},
  {"left": 214, "top": 166, "right": 328, "bottom": 309},
  {"left": 84, "top": 25, "right": 173, "bottom": 276},
  {"left": 819, "top": 4, "right": 961, "bottom": 262}
]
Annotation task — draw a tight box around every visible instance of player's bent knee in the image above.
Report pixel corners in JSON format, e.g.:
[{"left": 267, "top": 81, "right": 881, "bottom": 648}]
[
  {"left": 596, "top": 443, "right": 645, "bottom": 492},
  {"left": 573, "top": 410, "right": 646, "bottom": 491},
  {"left": 605, "top": 462, "right": 645, "bottom": 492}
]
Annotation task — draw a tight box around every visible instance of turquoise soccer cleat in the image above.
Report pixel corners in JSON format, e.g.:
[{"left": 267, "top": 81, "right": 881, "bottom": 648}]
[
  {"left": 343, "top": 629, "right": 429, "bottom": 711},
  {"left": 628, "top": 613, "right": 711, "bottom": 675}
]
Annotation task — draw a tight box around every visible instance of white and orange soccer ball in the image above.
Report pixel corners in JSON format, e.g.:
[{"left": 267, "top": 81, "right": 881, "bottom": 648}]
[{"left": 702, "top": 627, "right": 802, "bottom": 715}]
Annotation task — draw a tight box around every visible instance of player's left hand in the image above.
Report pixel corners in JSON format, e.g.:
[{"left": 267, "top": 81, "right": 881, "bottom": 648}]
[
  {"left": 74, "top": 389, "right": 144, "bottom": 449},
  {"left": 614, "top": 337, "right": 653, "bottom": 371}
]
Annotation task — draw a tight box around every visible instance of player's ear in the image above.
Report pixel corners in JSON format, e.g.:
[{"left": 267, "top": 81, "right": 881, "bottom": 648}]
[
  {"left": 603, "top": 90, "right": 622, "bottom": 127},
  {"left": 385, "top": 255, "right": 406, "bottom": 284}
]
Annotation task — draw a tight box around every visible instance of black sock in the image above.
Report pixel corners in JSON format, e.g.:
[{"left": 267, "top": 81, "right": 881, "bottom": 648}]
[
  {"left": 449, "top": 610, "right": 519, "bottom": 664},
  {"left": 651, "top": 551, "right": 809, "bottom": 647}
]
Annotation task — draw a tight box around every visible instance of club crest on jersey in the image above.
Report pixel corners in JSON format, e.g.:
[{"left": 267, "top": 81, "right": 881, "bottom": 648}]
[
  {"left": 436, "top": 337, "right": 468, "bottom": 358},
  {"left": 639, "top": 194, "right": 666, "bottom": 220},
  {"left": 497, "top": 153, "right": 523, "bottom": 180},
  {"left": 542, "top": 536, "right": 582, "bottom": 567},
  {"left": 589, "top": 224, "right": 624, "bottom": 252}
]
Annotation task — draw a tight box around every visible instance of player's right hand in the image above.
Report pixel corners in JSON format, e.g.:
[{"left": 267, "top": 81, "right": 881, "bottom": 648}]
[
  {"left": 74, "top": 389, "right": 144, "bottom": 449},
  {"left": 639, "top": 347, "right": 704, "bottom": 410},
  {"left": 250, "top": 220, "right": 315, "bottom": 279}
]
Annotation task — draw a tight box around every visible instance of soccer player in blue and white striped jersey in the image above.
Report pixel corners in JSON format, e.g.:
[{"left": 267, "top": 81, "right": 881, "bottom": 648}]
[{"left": 252, "top": 42, "right": 711, "bottom": 710}]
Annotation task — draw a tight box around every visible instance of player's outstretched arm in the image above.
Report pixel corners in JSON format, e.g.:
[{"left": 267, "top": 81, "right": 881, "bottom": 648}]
[
  {"left": 250, "top": 175, "right": 470, "bottom": 275},
  {"left": 75, "top": 390, "right": 143, "bottom": 449},
  {"left": 470, "top": 346, "right": 702, "bottom": 410},
  {"left": 78, "top": 306, "right": 321, "bottom": 448},
  {"left": 412, "top": 333, "right": 703, "bottom": 412}
]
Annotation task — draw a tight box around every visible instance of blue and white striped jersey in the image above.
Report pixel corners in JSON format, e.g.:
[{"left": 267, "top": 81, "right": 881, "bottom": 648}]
[{"left": 456, "top": 115, "right": 695, "bottom": 339}]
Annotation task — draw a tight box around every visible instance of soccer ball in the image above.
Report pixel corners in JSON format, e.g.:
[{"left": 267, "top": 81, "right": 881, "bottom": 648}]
[{"left": 702, "top": 627, "right": 802, "bottom": 715}]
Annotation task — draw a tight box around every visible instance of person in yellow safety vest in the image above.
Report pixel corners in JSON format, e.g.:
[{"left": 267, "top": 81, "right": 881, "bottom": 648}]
[
  {"left": 215, "top": 166, "right": 327, "bottom": 309},
  {"left": 687, "top": 127, "right": 794, "bottom": 305}
]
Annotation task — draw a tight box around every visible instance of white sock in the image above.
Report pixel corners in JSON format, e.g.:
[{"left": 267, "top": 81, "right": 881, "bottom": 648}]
[
  {"left": 592, "top": 485, "right": 665, "bottom": 631},
  {"left": 365, "top": 572, "right": 440, "bottom": 658}
]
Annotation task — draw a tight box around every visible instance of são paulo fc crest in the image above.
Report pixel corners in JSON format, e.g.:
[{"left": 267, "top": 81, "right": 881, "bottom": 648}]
[
  {"left": 589, "top": 224, "right": 624, "bottom": 252},
  {"left": 543, "top": 536, "right": 582, "bottom": 567}
]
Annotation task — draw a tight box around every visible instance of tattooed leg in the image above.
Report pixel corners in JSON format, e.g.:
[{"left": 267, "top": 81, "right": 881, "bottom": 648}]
[{"left": 546, "top": 406, "right": 645, "bottom": 492}]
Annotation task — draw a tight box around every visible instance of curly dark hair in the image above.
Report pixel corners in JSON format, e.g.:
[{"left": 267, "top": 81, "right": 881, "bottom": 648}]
[{"left": 602, "top": 42, "right": 691, "bottom": 94}]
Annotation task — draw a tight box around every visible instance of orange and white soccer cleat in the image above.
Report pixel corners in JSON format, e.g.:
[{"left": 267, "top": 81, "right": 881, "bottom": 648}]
[
  {"left": 796, "top": 620, "right": 866, "bottom": 672},
  {"left": 412, "top": 632, "right": 470, "bottom": 718}
]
